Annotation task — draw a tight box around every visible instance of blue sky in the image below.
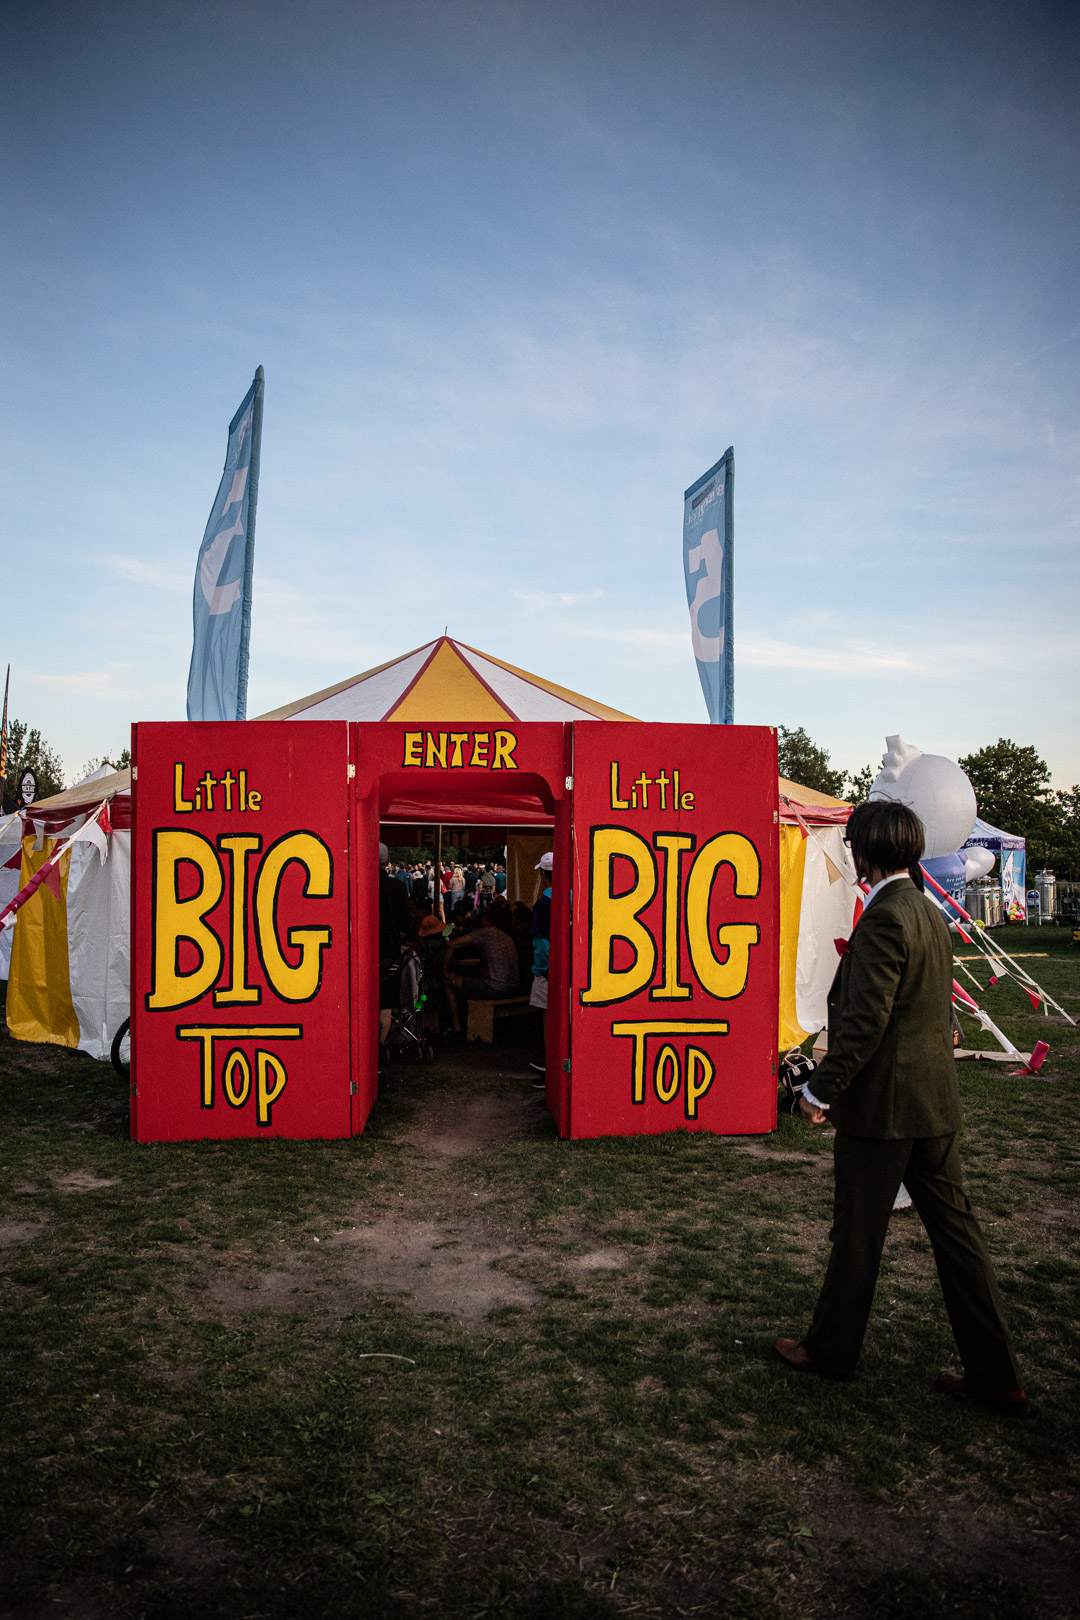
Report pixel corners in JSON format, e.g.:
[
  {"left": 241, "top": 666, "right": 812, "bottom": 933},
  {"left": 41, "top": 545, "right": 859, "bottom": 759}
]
[{"left": 2, "top": 0, "right": 1077, "bottom": 787}]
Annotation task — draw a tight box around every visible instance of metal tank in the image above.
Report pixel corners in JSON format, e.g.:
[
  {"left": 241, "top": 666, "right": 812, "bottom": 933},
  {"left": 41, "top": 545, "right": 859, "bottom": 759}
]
[
  {"left": 1035, "top": 870, "right": 1057, "bottom": 922},
  {"left": 965, "top": 880, "right": 1004, "bottom": 928},
  {"left": 964, "top": 882, "right": 990, "bottom": 926}
]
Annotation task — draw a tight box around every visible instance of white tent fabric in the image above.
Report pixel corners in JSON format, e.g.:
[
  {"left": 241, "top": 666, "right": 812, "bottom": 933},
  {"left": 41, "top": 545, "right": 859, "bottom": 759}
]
[
  {"left": 0, "top": 811, "right": 21, "bottom": 981},
  {"left": 281, "top": 644, "right": 436, "bottom": 720},
  {"left": 65, "top": 832, "right": 131, "bottom": 1059},
  {"left": 462, "top": 649, "right": 603, "bottom": 721},
  {"left": 794, "top": 826, "right": 859, "bottom": 1036},
  {"left": 1, "top": 805, "right": 131, "bottom": 1057}
]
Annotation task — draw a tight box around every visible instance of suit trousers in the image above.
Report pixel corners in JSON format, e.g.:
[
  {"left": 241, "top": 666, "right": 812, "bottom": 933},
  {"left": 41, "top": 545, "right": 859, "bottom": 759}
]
[{"left": 803, "top": 1132, "right": 1022, "bottom": 1390}]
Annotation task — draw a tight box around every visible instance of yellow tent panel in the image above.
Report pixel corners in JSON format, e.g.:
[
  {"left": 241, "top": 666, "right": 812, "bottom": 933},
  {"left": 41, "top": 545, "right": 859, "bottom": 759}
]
[
  {"left": 7, "top": 836, "right": 80, "bottom": 1048},
  {"left": 778, "top": 825, "right": 811, "bottom": 1050}
]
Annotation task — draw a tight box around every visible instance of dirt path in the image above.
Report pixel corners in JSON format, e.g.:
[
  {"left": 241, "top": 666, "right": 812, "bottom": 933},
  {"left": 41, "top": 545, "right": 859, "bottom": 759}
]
[{"left": 189, "top": 1050, "right": 639, "bottom": 1325}]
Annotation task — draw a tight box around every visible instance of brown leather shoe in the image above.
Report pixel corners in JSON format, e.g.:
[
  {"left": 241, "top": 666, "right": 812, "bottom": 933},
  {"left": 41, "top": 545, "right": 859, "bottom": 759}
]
[
  {"left": 774, "top": 1338, "right": 854, "bottom": 1380},
  {"left": 773, "top": 1338, "right": 819, "bottom": 1373},
  {"left": 937, "top": 1370, "right": 1030, "bottom": 1416}
]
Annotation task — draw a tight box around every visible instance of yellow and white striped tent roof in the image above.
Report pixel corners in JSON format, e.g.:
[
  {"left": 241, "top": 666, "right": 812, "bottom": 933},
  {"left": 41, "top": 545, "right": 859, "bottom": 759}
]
[
  {"left": 29, "top": 635, "right": 846, "bottom": 817},
  {"left": 254, "top": 636, "right": 637, "bottom": 724}
]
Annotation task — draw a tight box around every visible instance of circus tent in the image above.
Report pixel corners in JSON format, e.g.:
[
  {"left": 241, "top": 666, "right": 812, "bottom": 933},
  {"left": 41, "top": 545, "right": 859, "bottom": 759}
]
[{"left": 3, "top": 637, "right": 856, "bottom": 1060}]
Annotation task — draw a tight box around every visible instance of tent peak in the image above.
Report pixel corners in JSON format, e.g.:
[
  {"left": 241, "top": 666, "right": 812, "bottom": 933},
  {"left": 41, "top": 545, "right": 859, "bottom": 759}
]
[{"left": 253, "top": 638, "right": 639, "bottom": 725}]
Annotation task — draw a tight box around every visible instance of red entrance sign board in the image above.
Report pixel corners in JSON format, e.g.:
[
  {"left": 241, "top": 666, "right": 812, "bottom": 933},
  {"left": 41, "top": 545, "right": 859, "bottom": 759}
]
[
  {"left": 570, "top": 724, "right": 779, "bottom": 1138},
  {"left": 130, "top": 722, "right": 352, "bottom": 1142},
  {"left": 128, "top": 717, "right": 779, "bottom": 1144}
]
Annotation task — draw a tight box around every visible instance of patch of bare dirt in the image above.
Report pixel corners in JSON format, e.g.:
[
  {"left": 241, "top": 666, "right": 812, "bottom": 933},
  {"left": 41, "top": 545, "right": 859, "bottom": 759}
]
[
  {"left": 0, "top": 1219, "right": 49, "bottom": 1263},
  {"left": 1021, "top": 1203, "right": 1080, "bottom": 1229},
  {"left": 0, "top": 1041, "right": 83, "bottom": 1076},
  {"left": 1014, "top": 1201, "right": 1080, "bottom": 1260},
  {"left": 994, "top": 1155, "right": 1060, "bottom": 1175},
  {"left": 399, "top": 1087, "right": 546, "bottom": 1158},
  {"left": 189, "top": 1215, "right": 542, "bottom": 1325},
  {"left": 727, "top": 1140, "right": 827, "bottom": 1165},
  {"left": 570, "top": 1246, "right": 632, "bottom": 1272},
  {"left": 326, "top": 1217, "right": 537, "bottom": 1318},
  {"left": 184, "top": 1216, "right": 645, "bottom": 1327},
  {"left": 49, "top": 1170, "right": 119, "bottom": 1192},
  {"left": 191, "top": 1250, "right": 342, "bottom": 1320}
]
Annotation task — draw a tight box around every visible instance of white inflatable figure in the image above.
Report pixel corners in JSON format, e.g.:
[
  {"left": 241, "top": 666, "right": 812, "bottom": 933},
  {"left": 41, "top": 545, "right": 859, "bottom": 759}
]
[
  {"left": 963, "top": 846, "right": 996, "bottom": 883},
  {"left": 867, "top": 734, "right": 978, "bottom": 1215},
  {"left": 868, "top": 735, "right": 977, "bottom": 858}
]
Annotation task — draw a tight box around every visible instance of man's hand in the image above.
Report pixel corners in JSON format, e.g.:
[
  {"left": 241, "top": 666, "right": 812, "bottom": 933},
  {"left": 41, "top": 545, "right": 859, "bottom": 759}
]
[{"left": 798, "top": 1094, "right": 827, "bottom": 1126}]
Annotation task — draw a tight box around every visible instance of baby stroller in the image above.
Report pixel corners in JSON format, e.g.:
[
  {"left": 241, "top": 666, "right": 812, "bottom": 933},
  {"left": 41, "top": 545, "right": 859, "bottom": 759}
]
[{"left": 381, "top": 946, "right": 435, "bottom": 1066}]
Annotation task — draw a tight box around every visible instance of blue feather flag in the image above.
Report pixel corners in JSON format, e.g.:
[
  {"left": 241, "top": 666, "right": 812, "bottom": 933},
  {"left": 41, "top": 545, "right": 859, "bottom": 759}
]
[
  {"left": 682, "top": 447, "right": 734, "bottom": 724},
  {"left": 186, "top": 368, "right": 264, "bottom": 721}
]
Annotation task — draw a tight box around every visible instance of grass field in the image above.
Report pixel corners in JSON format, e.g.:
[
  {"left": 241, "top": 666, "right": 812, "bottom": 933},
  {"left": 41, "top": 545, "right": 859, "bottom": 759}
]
[{"left": 1, "top": 924, "right": 1078, "bottom": 1619}]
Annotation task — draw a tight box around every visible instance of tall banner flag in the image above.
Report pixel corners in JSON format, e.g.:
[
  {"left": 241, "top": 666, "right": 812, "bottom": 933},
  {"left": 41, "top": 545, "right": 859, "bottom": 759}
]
[
  {"left": 0, "top": 667, "right": 9, "bottom": 787},
  {"left": 186, "top": 368, "right": 264, "bottom": 722},
  {"left": 682, "top": 447, "right": 734, "bottom": 724}
]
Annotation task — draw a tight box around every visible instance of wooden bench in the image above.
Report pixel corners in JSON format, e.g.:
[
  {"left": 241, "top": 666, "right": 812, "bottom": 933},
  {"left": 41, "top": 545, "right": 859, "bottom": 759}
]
[{"left": 466, "top": 994, "right": 532, "bottom": 1043}]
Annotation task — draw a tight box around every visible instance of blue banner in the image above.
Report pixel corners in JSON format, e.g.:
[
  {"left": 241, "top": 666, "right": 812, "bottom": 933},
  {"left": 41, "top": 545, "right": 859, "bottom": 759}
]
[
  {"left": 186, "top": 368, "right": 264, "bottom": 722},
  {"left": 1001, "top": 847, "right": 1026, "bottom": 921},
  {"left": 683, "top": 448, "right": 734, "bottom": 724}
]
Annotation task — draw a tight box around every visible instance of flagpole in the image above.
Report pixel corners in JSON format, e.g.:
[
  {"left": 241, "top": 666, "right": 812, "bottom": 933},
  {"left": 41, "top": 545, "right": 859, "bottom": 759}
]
[
  {"left": 723, "top": 447, "right": 734, "bottom": 724},
  {"left": 235, "top": 366, "right": 264, "bottom": 722},
  {"left": 0, "top": 664, "right": 9, "bottom": 801}
]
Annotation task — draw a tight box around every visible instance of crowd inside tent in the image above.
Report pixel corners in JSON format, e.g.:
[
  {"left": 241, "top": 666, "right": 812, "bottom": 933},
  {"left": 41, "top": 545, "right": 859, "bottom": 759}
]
[{"left": 388, "top": 860, "right": 508, "bottom": 906}]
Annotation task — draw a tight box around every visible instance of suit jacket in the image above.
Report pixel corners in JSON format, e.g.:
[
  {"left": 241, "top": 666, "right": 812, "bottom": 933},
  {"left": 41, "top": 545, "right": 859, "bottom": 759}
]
[{"left": 810, "top": 876, "right": 961, "bottom": 1139}]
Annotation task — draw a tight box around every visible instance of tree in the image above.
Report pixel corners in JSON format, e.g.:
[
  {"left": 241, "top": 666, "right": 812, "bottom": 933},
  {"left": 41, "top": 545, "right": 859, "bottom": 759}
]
[
  {"left": 78, "top": 747, "right": 131, "bottom": 779},
  {"left": 844, "top": 764, "right": 876, "bottom": 805},
  {"left": 958, "top": 739, "right": 1052, "bottom": 835},
  {"left": 958, "top": 739, "right": 1080, "bottom": 880},
  {"left": 777, "top": 726, "right": 847, "bottom": 798},
  {"left": 2, "top": 718, "right": 65, "bottom": 804},
  {"left": 1039, "top": 784, "right": 1080, "bottom": 881}
]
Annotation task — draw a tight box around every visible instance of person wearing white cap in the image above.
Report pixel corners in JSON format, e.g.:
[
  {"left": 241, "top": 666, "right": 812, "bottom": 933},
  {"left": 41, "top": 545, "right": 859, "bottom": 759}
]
[{"left": 528, "top": 851, "right": 554, "bottom": 1082}]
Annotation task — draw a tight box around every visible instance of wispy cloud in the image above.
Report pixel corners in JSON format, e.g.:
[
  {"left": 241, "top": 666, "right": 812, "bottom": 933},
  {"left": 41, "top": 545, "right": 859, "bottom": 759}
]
[
  {"left": 555, "top": 624, "right": 918, "bottom": 677},
  {"left": 101, "top": 554, "right": 189, "bottom": 593},
  {"left": 739, "top": 636, "right": 915, "bottom": 676},
  {"left": 513, "top": 588, "right": 605, "bottom": 611},
  {"left": 26, "top": 662, "right": 152, "bottom": 700},
  {"left": 574, "top": 625, "right": 686, "bottom": 649}
]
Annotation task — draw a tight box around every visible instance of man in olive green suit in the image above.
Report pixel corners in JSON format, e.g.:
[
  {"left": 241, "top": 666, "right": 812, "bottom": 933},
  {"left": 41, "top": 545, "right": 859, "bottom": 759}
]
[{"left": 774, "top": 800, "right": 1026, "bottom": 1412}]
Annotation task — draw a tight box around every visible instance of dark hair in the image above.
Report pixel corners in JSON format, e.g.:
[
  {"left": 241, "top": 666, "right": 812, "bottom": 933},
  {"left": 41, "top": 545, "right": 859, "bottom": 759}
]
[
  {"left": 846, "top": 799, "right": 924, "bottom": 876},
  {"left": 485, "top": 902, "right": 514, "bottom": 935}
]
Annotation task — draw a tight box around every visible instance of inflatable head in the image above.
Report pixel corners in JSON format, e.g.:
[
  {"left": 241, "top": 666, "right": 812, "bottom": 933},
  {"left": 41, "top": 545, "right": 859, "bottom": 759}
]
[{"left": 868, "top": 735, "right": 977, "bottom": 860}]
